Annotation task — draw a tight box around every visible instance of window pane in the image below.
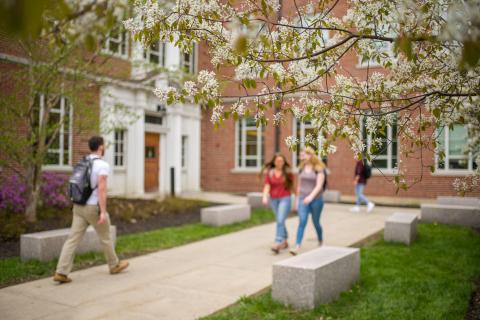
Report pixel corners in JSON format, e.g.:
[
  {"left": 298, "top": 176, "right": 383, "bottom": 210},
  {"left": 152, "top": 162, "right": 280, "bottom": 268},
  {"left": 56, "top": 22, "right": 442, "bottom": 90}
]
[
  {"left": 246, "top": 159, "right": 257, "bottom": 167},
  {"left": 448, "top": 125, "right": 467, "bottom": 156},
  {"left": 372, "top": 159, "right": 388, "bottom": 169},
  {"left": 110, "top": 41, "right": 119, "bottom": 53},
  {"left": 150, "top": 53, "right": 159, "bottom": 64},
  {"left": 449, "top": 158, "right": 468, "bottom": 170},
  {"left": 46, "top": 152, "right": 60, "bottom": 165},
  {"left": 64, "top": 151, "right": 70, "bottom": 165}
]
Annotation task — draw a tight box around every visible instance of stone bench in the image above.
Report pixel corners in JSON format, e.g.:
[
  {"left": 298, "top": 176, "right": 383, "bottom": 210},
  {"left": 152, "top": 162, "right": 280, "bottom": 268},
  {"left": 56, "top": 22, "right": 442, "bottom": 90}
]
[
  {"left": 421, "top": 204, "right": 480, "bottom": 228},
  {"left": 323, "top": 190, "right": 341, "bottom": 203},
  {"left": 436, "top": 196, "right": 480, "bottom": 208},
  {"left": 384, "top": 212, "right": 417, "bottom": 245},
  {"left": 201, "top": 204, "right": 251, "bottom": 226},
  {"left": 272, "top": 246, "right": 360, "bottom": 309},
  {"left": 246, "top": 192, "right": 264, "bottom": 208},
  {"left": 20, "top": 225, "right": 117, "bottom": 262}
]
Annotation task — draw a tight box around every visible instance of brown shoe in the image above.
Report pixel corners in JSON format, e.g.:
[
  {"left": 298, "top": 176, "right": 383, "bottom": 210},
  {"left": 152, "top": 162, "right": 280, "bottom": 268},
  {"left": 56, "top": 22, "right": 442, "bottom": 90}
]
[
  {"left": 53, "top": 272, "right": 72, "bottom": 283},
  {"left": 110, "top": 260, "right": 129, "bottom": 274},
  {"left": 279, "top": 240, "right": 289, "bottom": 250},
  {"left": 271, "top": 243, "right": 281, "bottom": 254}
]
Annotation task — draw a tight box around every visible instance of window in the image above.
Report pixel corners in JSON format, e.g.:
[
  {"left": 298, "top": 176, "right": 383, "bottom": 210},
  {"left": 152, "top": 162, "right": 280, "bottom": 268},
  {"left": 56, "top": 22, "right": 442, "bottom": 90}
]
[
  {"left": 103, "top": 27, "right": 128, "bottom": 58},
  {"left": 236, "top": 118, "right": 264, "bottom": 169},
  {"left": 114, "top": 130, "right": 126, "bottom": 167},
  {"left": 180, "top": 43, "right": 196, "bottom": 74},
  {"left": 144, "top": 41, "right": 166, "bottom": 66},
  {"left": 293, "top": 120, "right": 325, "bottom": 167},
  {"left": 181, "top": 135, "right": 188, "bottom": 169},
  {"left": 361, "top": 116, "right": 398, "bottom": 171},
  {"left": 145, "top": 114, "right": 163, "bottom": 125},
  {"left": 39, "top": 95, "right": 72, "bottom": 167},
  {"left": 436, "top": 125, "right": 477, "bottom": 171}
]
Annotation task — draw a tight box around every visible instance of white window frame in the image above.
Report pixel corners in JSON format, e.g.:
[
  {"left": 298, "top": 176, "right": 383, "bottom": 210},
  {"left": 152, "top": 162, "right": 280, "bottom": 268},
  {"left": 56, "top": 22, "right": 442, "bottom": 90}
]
[
  {"left": 234, "top": 118, "right": 264, "bottom": 171},
  {"left": 144, "top": 41, "right": 166, "bottom": 66},
  {"left": 360, "top": 116, "right": 399, "bottom": 174},
  {"left": 40, "top": 95, "right": 73, "bottom": 169},
  {"left": 434, "top": 125, "right": 476, "bottom": 174},
  {"left": 181, "top": 135, "right": 188, "bottom": 170},
  {"left": 292, "top": 119, "right": 325, "bottom": 168},
  {"left": 114, "top": 129, "right": 126, "bottom": 169},
  {"left": 180, "top": 43, "right": 197, "bottom": 74},
  {"left": 102, "top": 27, "right": 129, "bottom": 59}
]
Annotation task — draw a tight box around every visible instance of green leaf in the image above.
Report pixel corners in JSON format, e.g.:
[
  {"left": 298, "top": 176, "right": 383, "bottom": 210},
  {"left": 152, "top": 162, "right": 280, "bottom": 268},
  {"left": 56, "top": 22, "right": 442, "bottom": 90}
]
[
  {"left": 395, "top": 35, "right": 414, "bottom": 61},
  {"left": 84, "top": 34, "right": 96, "bottom": 52},
  {"left": 432, "top": 108, "right": 441, "bottom": 119},
  {"left": 461, "top": 40, "right": 480, "bottom": 68}
]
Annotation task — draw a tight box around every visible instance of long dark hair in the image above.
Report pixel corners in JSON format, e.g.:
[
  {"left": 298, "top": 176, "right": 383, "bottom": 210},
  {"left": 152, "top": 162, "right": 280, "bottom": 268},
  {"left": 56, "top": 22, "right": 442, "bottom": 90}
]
[{"left": 260, "top": 153, "right": 294, "bottom": 191}]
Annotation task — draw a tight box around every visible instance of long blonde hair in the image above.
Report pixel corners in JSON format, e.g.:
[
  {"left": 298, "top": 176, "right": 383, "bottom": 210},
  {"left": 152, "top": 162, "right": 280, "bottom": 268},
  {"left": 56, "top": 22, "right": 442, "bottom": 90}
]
[{"left": 298, "top": 147, "right": 326, "bottom": 172}]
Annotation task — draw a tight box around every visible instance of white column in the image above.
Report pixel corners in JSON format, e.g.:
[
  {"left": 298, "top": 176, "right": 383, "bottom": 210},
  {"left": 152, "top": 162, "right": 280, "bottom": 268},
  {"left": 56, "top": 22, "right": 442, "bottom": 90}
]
[
  {"left": 166, "top": 107, "right": 182, "bottom": 194},
  {"left": 126, "top": 108, "right": 145, "bottom": 195}
]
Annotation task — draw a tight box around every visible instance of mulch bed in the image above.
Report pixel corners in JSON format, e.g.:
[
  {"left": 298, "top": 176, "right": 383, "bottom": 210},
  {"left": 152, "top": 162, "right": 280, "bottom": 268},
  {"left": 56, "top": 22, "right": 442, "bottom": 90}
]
[
  {"left": 466, "top": 280, "right": 480, "bottom": 320},
  {"left": 0, "top": 197, "right": 210, "bottom": 259}
]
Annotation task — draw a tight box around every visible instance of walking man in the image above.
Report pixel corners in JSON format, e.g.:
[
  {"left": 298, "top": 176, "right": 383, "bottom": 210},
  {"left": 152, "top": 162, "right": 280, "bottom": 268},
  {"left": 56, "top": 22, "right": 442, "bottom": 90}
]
[
  {"left": 54, "top": 136, "right": 128, "bottom": 283},
  {"left": 350, "top": 157, "right": 375, "bottom": 213}
]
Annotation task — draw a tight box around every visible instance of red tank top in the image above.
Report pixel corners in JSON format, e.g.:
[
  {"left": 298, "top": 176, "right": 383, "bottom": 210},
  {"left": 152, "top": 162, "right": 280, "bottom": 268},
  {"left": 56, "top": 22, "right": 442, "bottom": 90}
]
[{"left": 265, "top": 170, "right": 293, "bottom": 199}]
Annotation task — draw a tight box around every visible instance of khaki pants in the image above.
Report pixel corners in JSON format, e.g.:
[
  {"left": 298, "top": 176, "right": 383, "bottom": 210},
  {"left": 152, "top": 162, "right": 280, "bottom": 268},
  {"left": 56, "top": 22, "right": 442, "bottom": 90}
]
[{"left": 56, "top": 204, "right": 119, "bottom": 275}]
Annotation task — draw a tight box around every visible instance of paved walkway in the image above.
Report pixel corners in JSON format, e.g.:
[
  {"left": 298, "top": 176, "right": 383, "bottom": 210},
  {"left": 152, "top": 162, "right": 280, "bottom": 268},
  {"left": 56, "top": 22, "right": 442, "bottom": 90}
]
[{"left": 0, "top": 203, "right": 419, "bottom": 320}]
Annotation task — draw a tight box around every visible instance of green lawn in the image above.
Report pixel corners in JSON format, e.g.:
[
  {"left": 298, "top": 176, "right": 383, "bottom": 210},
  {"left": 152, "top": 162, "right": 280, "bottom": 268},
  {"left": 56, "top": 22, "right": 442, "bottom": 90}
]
[
  {"left": 204, "top": 224, "right": 480, "bottom": 320},
  {"left": 0, "top": 208, "right": 274, "bottom": 288}
]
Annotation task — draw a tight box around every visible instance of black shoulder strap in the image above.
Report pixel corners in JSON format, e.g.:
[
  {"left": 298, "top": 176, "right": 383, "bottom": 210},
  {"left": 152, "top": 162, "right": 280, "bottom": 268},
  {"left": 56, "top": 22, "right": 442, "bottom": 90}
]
[{"left": 87, "top": 157, "right": 100, "bottom": 190}]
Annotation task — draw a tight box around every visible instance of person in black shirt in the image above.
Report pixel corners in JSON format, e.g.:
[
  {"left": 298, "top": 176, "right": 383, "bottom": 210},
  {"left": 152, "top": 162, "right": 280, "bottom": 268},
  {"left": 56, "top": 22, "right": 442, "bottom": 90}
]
[{"left": 350, "top": 158, "right": 375, "bottom": 213}]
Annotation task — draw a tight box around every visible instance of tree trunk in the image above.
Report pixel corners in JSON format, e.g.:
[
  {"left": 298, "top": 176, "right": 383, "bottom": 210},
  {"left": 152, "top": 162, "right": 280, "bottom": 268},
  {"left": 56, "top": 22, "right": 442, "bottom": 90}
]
[{"left": 24, "top": 164, "right": 41, "bottom": 223}]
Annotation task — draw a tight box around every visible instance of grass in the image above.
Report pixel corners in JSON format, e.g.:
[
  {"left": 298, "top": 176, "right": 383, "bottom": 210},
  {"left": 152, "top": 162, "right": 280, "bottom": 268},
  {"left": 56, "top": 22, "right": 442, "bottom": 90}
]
[
  {"left": 203, "top": 223, "right": 480, "bottom": 320},
  {"left": 0, "top": 208, "right": 274, "bottom": 288}
]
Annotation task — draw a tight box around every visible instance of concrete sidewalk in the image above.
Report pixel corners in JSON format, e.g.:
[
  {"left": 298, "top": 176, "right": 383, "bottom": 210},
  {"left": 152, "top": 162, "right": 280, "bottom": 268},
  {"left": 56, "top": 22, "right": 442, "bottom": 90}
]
[{"left": 0, "top": 203, "right": 419, "bottom": 320}]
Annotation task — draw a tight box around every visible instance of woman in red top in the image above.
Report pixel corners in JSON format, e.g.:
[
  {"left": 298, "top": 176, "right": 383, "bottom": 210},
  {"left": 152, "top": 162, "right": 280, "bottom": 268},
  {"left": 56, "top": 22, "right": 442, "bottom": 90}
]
[{"left": 261, "top": 153, "right": 294, "bottom": 254}]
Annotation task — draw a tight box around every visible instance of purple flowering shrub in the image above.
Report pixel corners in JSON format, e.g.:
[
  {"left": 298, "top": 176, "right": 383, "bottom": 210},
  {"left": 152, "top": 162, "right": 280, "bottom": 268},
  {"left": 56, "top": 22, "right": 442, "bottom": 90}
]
[
  {"left": 0, "top": 175, "right": 28, "bottom": 213},
  {"left": 0, "top": 172, "right": 70, "bottom": 213},
  {"left": 40, "top": 172, "right": 70, "bottom": 209}
]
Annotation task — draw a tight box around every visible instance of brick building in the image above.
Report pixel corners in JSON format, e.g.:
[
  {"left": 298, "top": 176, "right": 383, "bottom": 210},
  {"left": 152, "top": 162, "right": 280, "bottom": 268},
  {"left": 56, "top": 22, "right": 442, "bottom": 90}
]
[
  {"left": 0, "top": 27, "right": 202, "bottom": 196},
  {"left": 1, "top": 1, "right": 478, "bottom": 200},
  {"left": 198, "top": 0, "right": 480, "bottom": 199}
]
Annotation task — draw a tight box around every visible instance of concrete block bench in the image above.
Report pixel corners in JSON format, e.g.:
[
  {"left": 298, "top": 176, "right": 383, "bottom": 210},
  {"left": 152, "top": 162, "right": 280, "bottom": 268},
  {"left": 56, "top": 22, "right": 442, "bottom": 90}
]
[
  {"left": 384, "top": 212, "right": 417, "bottom": 245},
  {"left": 272, "top": 246, "right": 360, "bottom": 309},
  {"left": 20, "top": 225, "right": 117, "bottom": 262},
  {"left": 436, "top": 196, "right": 480, "bottom": 208},
  {"left": 247, "top": 192, "right": 264, "bottom": 208},
  {"left": 201, "top": 204, "right": 251, "bottom": 226},
  {"left": 421, "top": 204, "right": 480, "bottom": 228},
  {"left": 323, "top": 190, "right": 341, "bottom": 203}
]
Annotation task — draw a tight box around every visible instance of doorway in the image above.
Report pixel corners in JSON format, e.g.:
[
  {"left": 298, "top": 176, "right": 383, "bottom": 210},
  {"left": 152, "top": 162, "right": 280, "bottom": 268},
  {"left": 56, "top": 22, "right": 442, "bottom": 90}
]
[{"left": 144, "top": 132, "right": 160, "bottom": 192}]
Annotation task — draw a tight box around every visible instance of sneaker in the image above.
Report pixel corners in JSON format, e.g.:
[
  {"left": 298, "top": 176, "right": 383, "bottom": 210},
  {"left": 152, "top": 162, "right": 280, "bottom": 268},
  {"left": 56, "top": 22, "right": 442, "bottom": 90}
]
[
  {"left": 318, "top": 241, "right": 323, "bottom": 247},
  {"left": 289, "top": 246, "right": 300, "bottom": 256},
  {"left": 367, "top": 202, "right": 375, "bottom": 213},
  {"left": 349, "top": 206, "right": 360, "bottom": 213},
  {"left": 53, "top": 272, "right": 72, "bottom": 284},
  {"left": 110, "top": 260, "right": 129, "bottom": 275}
]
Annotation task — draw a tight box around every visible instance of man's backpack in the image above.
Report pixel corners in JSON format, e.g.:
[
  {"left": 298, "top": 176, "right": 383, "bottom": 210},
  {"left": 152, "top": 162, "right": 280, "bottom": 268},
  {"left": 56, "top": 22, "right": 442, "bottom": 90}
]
[
  {"left": 68, "top": 157, "right": 98, "bottom": 205},
  {"left": 363, "top": 160, "right": 372, "bottom": 180}
]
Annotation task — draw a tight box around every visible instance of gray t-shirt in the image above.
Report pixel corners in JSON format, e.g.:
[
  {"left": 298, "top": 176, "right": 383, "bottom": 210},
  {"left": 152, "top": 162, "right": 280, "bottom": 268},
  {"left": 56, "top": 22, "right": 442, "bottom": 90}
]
[{"left": 298, "top": 169, "right": 323, "bottom": 198}]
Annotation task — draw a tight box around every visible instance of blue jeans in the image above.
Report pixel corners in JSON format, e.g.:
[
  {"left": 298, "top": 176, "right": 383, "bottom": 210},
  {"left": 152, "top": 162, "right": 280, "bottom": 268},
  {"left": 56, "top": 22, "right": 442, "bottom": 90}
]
[
  {"left": 296, "top": 196, "right": 324, "bottom": 246},
  {"left": 270, "top": 196, "right": 291, "bottom": 243},
  {"left": 355, "top": 183, "right": 370, "bottom": 205}
]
